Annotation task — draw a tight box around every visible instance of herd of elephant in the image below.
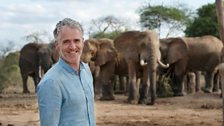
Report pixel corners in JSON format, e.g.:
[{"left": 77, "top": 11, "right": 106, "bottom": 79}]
[{"left": 18, "top": 30, "right": 224, "bottom": 105}]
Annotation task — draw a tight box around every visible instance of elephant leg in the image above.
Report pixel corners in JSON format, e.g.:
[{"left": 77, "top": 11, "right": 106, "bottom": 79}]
[
  {"left": 173, "top": 74, "right": 185, "bottom": 96},
  {"left": 195, "top": 71, "right": 201, "bottom": 92},
  {"left": 100, "top": 78, "right": 115, "bottom": 100},
  {"left": 128, "top": 76, "right": 138, "bottom": 104},
  {"left": 22, "top": 74, "right": 29, "bottom": 93},
  {"left": 147, "top": 69, "right": 157, "bottom": 105},
  {"left": 124, "top": 77, "right": 129, "bottom": 96},
  {"left": 203, "top": 72, "right": 214, "bottom": 93},
  {"left": 127, "top": 62, "right": 139, "bottom": 104},
  {"left": 94, "top": 76, "right": 102, "bottom": 97},
  {"left": 33, "top": 74, "right": 40, "bottom": 93},
  {"left": 139, "top": 82, "right": 148, "bottom": 104},
  {"left": 186, "top": 72, "right": 196, "bottom": 94},
  {"left": 119, "top": 76, "right": 126, "bottom": 93},
  {"left": 139, "top": 67, "right": 149, "bottom": 104},
  {"left": 213, "top": 72, "right": 220, "bottom": 92},
  {"left": 100, "top": 83, "right": 115, "bottom": 100},
  {"left": 99, "top": 62, "right": 115, "bottom": 100},
  {"left": 113, "top": 75, "right": 118, "bottom": 92},
  {"left": 93, "top": 66, "right": 101, "bottom": 97}
]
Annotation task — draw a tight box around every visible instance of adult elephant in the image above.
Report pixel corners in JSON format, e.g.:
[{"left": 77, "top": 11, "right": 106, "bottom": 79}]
[
  {"left": 19, "top": 42, "right": 58, "bottom": 93},
  {"left": 213, "top": 47, "right": 224, "bottom": 124},
  {"left": 114, "top": 30, "right": 169, "bottom": 105},
  {"left": 185, "top": 71, "right": 201, "bottom": 94},
  {"left": 160, "top": 36, "right": 223, "bottom": 96},
  {"left": 214, "top": 63, "right": 224, "bottom": 125},
  {"left": 114, "top": 53, "right": 128, "bottom": 94},
  {"left": 81, "top": 38, "right": 119, "bottom": 100}
]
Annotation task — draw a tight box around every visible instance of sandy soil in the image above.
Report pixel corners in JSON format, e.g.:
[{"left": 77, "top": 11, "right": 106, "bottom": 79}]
[{"left": 0, "top": 92, "right": 222, "bottom": 126}]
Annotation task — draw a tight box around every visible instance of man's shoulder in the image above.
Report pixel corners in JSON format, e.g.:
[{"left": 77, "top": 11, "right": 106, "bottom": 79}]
[
  {"left": 45, "top": 63, "right": 62, "bottom": 76},
  {"left": 38, "top": 63, "right": 63, "bottom": 85}
]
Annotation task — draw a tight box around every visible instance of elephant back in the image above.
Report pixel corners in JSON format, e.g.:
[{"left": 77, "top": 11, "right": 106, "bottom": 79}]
[
  {"left": 19, "top": 43, "right": 40, "bottom": 65},
  {"left": 114, "top": 31, "right": 141, "bottom": 61},
  {"left": 183, "top": 35, "right": 223, "bottom": 71},
  {"left": 183, "top": 35, "right": 223, "bottom": 53}
]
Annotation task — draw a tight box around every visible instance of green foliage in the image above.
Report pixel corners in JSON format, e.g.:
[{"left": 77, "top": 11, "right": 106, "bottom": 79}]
[
  {"left": 138, "top": 4, "right": 190, "bottom": 35},
  {"left": 90, "top": 30, "right": 123, "bottom": 40},
  {"left": 185, "top": 3, "right": 219, "bottom": 37},
  {"left": 0, "top": 51, "right": 22, "bottom": 92},
  {"left": 157, "top": 74, "right": 174, "bottom": 98}
]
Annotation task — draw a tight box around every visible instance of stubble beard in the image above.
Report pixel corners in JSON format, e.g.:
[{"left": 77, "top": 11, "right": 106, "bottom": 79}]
[{"left": 60, "top": 51, "right": 81, "bottom": 65}]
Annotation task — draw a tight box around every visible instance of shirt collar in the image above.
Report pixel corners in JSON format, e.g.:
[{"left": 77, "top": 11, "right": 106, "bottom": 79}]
[{"left": 58, "top": 58, "right": 85, "bottom": 75}]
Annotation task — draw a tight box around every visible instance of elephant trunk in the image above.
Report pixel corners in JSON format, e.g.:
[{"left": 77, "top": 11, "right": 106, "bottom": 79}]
[{"left": 157, "top": 58, "right": 169, "bottom": 68}]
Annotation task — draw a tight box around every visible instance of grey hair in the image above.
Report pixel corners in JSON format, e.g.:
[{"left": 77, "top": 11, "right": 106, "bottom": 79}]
[{"left": 53, "top": 18, "right": 84, "bottom": 39}]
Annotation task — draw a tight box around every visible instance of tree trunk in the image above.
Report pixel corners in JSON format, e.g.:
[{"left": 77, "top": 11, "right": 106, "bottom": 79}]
[
  {"left": 215, "top": 0, "right": 224, "bottom": 125},
  {"left": 216, "top": 0, "right": 224, "bottom": 44}
]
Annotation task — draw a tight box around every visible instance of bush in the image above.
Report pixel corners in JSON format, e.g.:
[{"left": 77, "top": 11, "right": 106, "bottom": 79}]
[
  {"left": 0, "top": 51, "right": 22, "bottom": 93},
  {"left": 157, "top": 74, "right": 174, "bottom": 97}
]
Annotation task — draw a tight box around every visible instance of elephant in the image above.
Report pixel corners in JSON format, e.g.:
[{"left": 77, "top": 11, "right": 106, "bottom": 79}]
[
  {"left": 160, "top": 35, "right": 223, "bottom": 96},
  {"left": 213, "top": 62, "right": 224, "bottom": 125},
  {"left": 114, "top": 30, "right": 169, "bottom": 105},
  {"left": 185, "top": 72, "right": 197, "bottom": 94},
  {"left": 19, "top": 42, "right": 58, "bottom": 93},
  {"left": 81, "top": 38, "right": 120, "bottom": 100},
  {"left": 114, "top": 54, "right": 129, "bottom": 94},
  {"left": 212, "top": 46, "right": 224, "bottom": 125}
]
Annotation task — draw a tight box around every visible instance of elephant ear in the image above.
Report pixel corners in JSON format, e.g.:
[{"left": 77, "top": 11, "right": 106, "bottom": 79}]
[
  {"left": 48, "top": 42, "right": 59, "bottom": 63},
  {"left": 94, "top": 39, "right": 117, "bottom": 66},
  {"left": 167, "top": 37, "right": 189, "bottom": 64},
  {"left": 82, "top": 39, "right": 98, "bottom": 63}
]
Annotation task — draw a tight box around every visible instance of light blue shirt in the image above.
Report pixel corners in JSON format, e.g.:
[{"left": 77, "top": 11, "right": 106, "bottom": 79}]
[{"left": 37, "top": 58, "right": 96, "bottom": 126}]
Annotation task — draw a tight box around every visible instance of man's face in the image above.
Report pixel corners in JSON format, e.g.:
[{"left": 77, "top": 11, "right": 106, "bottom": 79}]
[{"left": 56, "top": 26, "right": 84, "bottom": 66}]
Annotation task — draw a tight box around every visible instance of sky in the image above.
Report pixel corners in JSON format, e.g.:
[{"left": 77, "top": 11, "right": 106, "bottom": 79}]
[{"left": 0, "top": 0, "right": 215, "bottom": 50}]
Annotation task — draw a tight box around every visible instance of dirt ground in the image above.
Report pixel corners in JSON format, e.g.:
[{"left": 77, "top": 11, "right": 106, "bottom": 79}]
[{"left": 0, "top": 91, "right": 222, "bottom": 126}]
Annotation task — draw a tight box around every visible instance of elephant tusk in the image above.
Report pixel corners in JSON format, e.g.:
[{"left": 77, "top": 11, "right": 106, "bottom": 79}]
[
  {"left": 140, "top": 60, "right": 148, "bottom": 66},
  {"left": 39, "top": 66, "right": 42, "bottom": 78},
  {"left": 157, "top": 59, "right": 169, "bottom": 68}
]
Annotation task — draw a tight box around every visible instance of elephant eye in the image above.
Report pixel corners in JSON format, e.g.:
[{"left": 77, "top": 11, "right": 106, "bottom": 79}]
[{"left": 91, "top": 51, "right": 95, "bottom": 56}]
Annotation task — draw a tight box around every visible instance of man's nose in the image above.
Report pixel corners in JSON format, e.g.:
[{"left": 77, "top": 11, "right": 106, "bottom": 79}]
[{"left": 69, "top": 42, "right": 77, "bottom": 49}]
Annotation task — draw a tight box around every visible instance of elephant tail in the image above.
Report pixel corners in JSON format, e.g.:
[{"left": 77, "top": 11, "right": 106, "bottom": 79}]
[{"left": 157, "top": 59, "right": 169, "bottom": 68}]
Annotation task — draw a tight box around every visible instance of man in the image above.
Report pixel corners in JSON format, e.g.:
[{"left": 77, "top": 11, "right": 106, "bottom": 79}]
[{"left": 37, "top": 18, "right": 96, "bottom": 126}]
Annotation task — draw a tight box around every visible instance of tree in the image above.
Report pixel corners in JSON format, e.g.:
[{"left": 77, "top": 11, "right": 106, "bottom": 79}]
[
  {"left": 138, "top": 4, "right": 191, "bottom": 37},
  {"left": 88, "top": 15, "right": 128, "bottom": 39},
  {"left": 24, "top": 31, "right": 52, "bottom": 43},
  {"left": 215, "top": 0, "right": 224, "bottom": 125},
  {"left": 91, "top": 30, "right": 123, "bottom": 40},
  {"left": 216, "top": 0, "right": 224, "bottom": 43},
  {"left": 185, "top": 3, "right": 219, "bottom": 37},
  {"left": 0, "top": 41, "right": 16, "bottom": 59}
]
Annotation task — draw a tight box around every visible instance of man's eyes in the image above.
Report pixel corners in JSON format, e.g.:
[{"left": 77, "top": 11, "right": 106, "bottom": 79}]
[
  {"left": 74, "top": 39, "right": 81, "bottom": 43},
  {"left": 62, "top": 40, "right": 69, "bottom": 44},
  {"left": 62, "top": 39, "right": 81, "bottom": 44}
]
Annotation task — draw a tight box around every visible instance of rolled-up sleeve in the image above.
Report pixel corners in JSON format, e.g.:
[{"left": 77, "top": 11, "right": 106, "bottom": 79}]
[{"left": 37, "top": 79, "right": 62, "bottom": 126}]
